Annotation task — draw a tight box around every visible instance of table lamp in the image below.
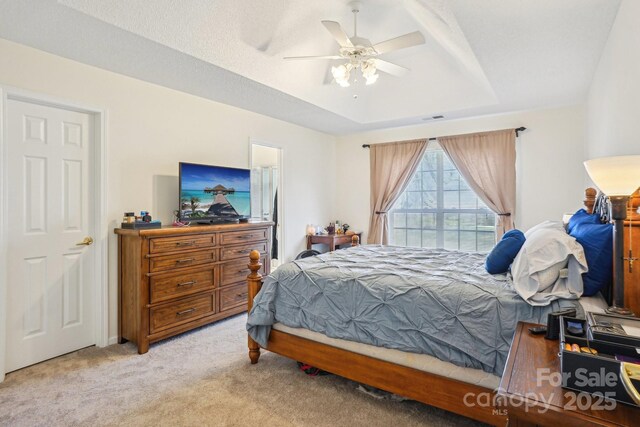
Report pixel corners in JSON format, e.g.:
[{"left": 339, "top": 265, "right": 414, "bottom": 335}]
[{"left": 584, "top": 155, "right": 640, "bottom": 316}]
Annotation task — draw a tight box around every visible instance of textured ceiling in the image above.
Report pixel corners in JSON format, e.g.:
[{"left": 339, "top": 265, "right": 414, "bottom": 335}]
[{"left": 0, "top": 0, "right": 622, "bottom": 134}]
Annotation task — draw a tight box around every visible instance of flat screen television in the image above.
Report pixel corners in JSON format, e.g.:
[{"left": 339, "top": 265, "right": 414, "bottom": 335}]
[{"left": 178, "top": 162, "right": 251, "bottom": 223}]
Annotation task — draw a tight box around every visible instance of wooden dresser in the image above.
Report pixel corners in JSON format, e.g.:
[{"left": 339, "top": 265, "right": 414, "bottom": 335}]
[{"left": 115, "top": 221, "right": 272, "bottom": 354}]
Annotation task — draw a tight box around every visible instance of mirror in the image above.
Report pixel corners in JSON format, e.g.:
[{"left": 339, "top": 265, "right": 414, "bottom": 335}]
[{"left": 250, "top": 142, "right": 283, "bottom": 269}]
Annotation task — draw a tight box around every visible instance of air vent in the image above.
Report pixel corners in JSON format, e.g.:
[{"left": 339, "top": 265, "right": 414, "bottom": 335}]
[{"left": 422, "top": 115, "right": 445, "bottom": 121}]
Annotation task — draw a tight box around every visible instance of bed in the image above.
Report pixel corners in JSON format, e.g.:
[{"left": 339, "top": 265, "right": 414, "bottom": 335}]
[{"left": 244, "top": 189, "right": 621, "bottom": 426}]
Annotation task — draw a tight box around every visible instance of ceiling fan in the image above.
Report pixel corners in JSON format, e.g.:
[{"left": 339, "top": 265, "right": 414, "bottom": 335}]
[{"left": 284, "top": 1, "right": 426, "bottom": 87}]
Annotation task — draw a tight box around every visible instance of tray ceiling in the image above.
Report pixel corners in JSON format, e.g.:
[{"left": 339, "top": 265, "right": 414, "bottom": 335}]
[{"left": 0, "top": 0, "right": 622, "bottom": 134}]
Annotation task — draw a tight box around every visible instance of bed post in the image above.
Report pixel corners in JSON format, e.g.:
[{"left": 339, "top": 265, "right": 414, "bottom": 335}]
[
  {"left": 247, "top": 250, "right": 263, "bottom": 364},
  {"left": 584, "top": 187, "right": 597, "bottom": 214},
  {"left": 351, "top": 234, "right": 360, "bottom": 247}
]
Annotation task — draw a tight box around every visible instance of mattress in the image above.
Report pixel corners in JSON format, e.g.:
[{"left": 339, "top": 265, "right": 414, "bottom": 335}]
[{"left": 271, "top": 294, "right": 609, "bottom": 389}]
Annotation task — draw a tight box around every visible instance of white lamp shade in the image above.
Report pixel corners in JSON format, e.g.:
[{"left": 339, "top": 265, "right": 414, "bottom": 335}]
[{"left": 584, "top": 155, "right": 640, "bottom": 196}]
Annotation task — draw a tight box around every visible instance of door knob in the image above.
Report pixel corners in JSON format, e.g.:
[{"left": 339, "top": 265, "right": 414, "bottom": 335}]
[{"left": 76, "top": 236, "right": 94, "bottom": 246}]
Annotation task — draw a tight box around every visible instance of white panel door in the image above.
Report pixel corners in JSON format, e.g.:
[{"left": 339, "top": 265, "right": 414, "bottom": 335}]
[{"left": 6, "top": 99, "right": 94, "bottom": 372}]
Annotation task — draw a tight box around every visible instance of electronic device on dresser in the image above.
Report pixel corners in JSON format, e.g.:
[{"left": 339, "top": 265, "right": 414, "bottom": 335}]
[
  {"left": 115, "top": 221, "right": 272, "bottom": 354},
  {"left": 178, "top": 162, "right": 251, "bottom": 224}
]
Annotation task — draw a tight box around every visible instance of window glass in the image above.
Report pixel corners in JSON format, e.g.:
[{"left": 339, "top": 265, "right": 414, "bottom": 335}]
[{"left": 389, "top": 142, "right": 496, "bottom": 251}]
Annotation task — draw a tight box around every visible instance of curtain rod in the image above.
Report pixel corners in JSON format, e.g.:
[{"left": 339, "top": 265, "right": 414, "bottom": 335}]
[{"left": 361, "top": 127, "right": 527, "bottom": 148}]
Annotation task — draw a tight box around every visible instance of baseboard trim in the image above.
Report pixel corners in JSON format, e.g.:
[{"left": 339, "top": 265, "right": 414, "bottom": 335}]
[{"left": 107, "top": 336, "right": 118, "bottom": 346}]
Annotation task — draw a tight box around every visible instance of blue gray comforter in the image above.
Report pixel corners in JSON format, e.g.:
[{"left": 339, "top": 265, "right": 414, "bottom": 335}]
[{"left": 247, "top": 245, "right": 582, "bottom": 376}]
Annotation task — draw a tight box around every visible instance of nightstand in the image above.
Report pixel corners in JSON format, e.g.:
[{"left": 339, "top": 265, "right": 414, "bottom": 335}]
[
  {"left": 498, "top": 321, "right": 638, "bottom": 426},
  {"left": 306, "top": 233, "right": 362, "bottom": 252}
]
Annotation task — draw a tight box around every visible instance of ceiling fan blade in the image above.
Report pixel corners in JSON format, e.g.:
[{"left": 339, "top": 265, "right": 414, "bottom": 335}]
[
  {"left": 284, "top": 55, "right": 342, "bottom": 60},
  {"left": 321, "top": 20, "right": 354, "bottom": 48},
  {"left": 372, "top": 31, "right": 425, "bottom": 54},
  {"left": 373, "top": 59, "right": 409, "bottom": 77}
]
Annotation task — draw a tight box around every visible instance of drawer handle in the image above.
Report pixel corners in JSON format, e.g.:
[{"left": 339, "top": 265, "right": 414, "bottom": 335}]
[
  {"left": 236, "top": 293, "right": 248, "bottom": 298},
  {"left": 236, "top": 269, "right": 247, "bottom": 274},
  {"left": 176, "top": 258, "right": 195, "bottom": 264},
  {"left": 177, "top": 280, "right": 197, "bottom": 287},
  {"left": 177, "top": 308, "right": 196, "bottom": 316},
  {"left": 236, "top": 235, "right": 251, "bottom": 239},
  {"left": 176, "top": 241, "right": 196, "bottom": 247}
]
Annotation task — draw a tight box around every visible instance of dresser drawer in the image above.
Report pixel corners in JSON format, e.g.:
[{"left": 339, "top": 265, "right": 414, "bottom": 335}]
[
  {"left": 219, "top": 229, "right": 268, "bottom": 246},
  {"left": 220, "top": 282, "right": 248, "bottom": 312},
  {"left": 149, "top": 292, "right": 215, "bottom": 334},
  {"left": 221, "top": 241, "right": 268, "bottom": 261},
  {"left": 150, "top": 250, "right": 216, "bottom": 273},
  {"left": 149, "top": 234, "right": 216, "bottom": 254},
  {"left": 220, "top": 257, "right": 266, "bottom": 286},
  {"left": 149, "top": 268, "right": 215, "bottom": 304}
]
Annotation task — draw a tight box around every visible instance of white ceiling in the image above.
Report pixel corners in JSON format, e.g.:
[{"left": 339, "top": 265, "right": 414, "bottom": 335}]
[{"left": 0, "top": 0, "right": 621, "bottom": 134}]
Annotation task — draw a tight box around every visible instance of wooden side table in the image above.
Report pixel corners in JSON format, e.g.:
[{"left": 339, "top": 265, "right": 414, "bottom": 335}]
[
  {"left": 306, "top": 233, "right": 362, "bottom": 252},
  {"left": 498, "top": 322, "right": 638, "bottom": 426}
]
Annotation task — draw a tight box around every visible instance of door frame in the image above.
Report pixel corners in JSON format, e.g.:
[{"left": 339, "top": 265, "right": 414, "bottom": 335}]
[
  {"left": 0, "top": 85, "right": 109, "bottom": 381},
  {"left": 249, "top": 138, "right": 284, "bottom": 263}
]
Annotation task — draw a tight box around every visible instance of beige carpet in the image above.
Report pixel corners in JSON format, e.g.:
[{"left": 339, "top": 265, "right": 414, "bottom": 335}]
[{"left": 0, "top": 315, "right": 483, "bottom": 426}]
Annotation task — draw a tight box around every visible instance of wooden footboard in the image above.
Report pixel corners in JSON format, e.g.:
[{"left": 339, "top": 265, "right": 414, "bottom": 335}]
[{"left": 245, "top": 250, "right": 506, "bottom": 426}]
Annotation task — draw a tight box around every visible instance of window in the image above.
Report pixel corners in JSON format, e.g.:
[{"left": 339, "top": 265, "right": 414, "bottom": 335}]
[{"left": 389, "top": 142, "right": 496, "bottom": 252}]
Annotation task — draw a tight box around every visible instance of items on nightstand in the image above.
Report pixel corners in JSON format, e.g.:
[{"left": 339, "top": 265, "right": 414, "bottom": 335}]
[
  {"left": 544, "top": 307, "right": 577, "bottom": 340},
  {"left": 306, "top": 224, "right": 316, "bottom": 235},
  {"left": 587, "top": 312, "right": 640, "bottom": 347},
  {"left": 560, "top": 314, "right": 640, "bottom": 407},
  {"left": 498, "top": 321, "right": 640, "bottom": 426},
  {"left": 326, "top": 223, "right": 335, "bottom": 235}
]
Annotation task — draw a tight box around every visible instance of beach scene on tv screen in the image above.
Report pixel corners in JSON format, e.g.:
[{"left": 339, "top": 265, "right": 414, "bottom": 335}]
[{"left": 180, "top": 163, "right": 250, "bottom": 220}]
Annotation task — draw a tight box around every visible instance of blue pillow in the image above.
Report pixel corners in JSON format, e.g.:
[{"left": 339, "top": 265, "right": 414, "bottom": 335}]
[
  {"left": 570, "top": 222, "right": 613, "bottom": 296},
  {"left": 485, "top": 229, "right": 526, "bottom": 274},
  {"left": 567, "top": 209, "right": 601, "bottom": 234}
]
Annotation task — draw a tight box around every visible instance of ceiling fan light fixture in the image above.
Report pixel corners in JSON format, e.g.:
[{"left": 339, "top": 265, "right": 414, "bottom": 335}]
[
  {"left": 337, "top": 78, "right": 351, "bottom": 88},
  {"left": 361, "top": 59, "right": 378, "bottom": 85},
  {"left": 291, "top": 4, "right": 424, "bottom": 88},
  {"left": 332, "top": 64, "right": 352, "bottom": 87},
  {"left": 365, "top": 74, "right": 378, "bottom": 85}
]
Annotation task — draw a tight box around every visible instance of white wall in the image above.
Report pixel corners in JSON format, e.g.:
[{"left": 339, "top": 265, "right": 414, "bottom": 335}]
[
  {"left": 0, "top": 38, "right": 336, "bottom": 342},
  {"left": 587, "top": 0, "right": 640, "bottom": 159},
  {"left": 335, "top": 105, "right": 588, "bottom": 242},
  {"left": 251, "top": 144, "right": 279, "bottom": 168}
]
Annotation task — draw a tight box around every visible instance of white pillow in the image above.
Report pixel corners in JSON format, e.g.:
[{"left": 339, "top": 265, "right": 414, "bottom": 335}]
[
  {"left": 524, "top": 220, "right": 565, "bottom": 238},
  {"left": 533, "top": 260, "right": 568, "bottom": 290},
  {"left": 511, "top": 226, "right": 587, "bottom": 306}
]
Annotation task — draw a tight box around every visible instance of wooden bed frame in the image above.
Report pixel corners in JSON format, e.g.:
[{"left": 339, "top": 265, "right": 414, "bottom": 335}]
[
  {"left": 245, "top": 188, "right": 640, "bottom": 426},
  {"left": 246, "top": 235, "right": 506, "bottom": 426}
]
